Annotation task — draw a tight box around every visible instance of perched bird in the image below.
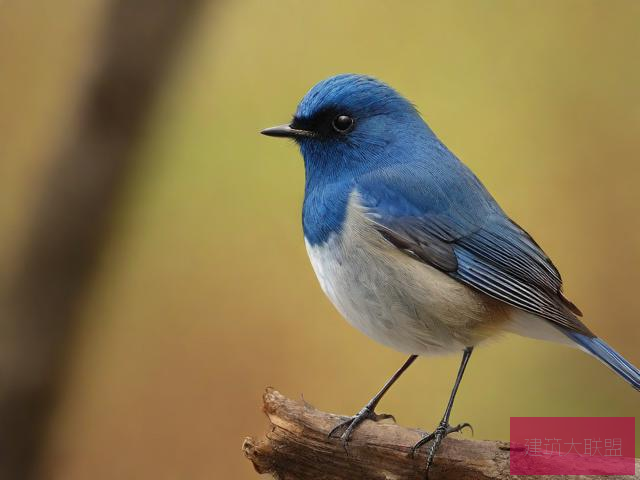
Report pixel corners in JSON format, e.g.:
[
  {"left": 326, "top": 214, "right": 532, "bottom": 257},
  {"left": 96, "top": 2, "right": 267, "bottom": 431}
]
[{"left": 261, "top": 74, "right": 639, "bottom": 474}]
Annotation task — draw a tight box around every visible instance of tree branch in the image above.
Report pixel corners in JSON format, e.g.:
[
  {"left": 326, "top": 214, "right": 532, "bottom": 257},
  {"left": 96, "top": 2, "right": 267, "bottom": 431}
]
[{"left": 242, "top": 388, "right": 638, "bottom": 480}]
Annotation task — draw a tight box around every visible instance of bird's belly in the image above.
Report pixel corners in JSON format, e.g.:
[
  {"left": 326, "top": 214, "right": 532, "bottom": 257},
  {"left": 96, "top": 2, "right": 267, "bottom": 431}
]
[{"left": 305, "top": 209, "right": 507, "bottom": 355}]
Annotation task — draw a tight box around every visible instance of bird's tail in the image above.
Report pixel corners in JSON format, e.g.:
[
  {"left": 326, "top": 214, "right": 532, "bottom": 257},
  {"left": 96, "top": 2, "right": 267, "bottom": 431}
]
[{"left": 565, "top": 331, "right": 639, "bottom": 391}]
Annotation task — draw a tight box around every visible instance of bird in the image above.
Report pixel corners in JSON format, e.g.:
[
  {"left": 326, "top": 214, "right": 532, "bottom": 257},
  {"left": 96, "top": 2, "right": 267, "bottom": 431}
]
[{"left": 261, "top": 74, "right": 639, "bottom": 475}]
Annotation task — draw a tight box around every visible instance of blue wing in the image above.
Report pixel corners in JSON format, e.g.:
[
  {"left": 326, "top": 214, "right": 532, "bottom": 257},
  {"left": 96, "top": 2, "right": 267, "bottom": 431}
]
[{"left": 357, "top": 162, "right": 590, "bottom": 336}]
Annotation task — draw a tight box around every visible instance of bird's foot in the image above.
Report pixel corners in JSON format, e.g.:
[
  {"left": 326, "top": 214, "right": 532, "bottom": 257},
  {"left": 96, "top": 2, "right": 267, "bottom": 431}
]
[
  {"left": 328, "top": 405, "right": 395, "bottom": 452},
  {"left": 411, "top": 420, "right": 473, "bottom": 476}
]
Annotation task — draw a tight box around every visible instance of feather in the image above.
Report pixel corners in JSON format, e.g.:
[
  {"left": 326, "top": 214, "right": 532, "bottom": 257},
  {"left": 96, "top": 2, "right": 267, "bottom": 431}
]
[
  {"left": 357, "top": 164, "right": 592, "bottom": 337},
  {"left": 565, "top": 332, "right": 640, "bottom": 390}
]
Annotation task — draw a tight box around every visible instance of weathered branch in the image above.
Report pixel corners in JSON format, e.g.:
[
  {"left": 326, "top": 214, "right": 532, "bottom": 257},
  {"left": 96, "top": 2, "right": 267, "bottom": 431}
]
[{"left": 243, "top": 389, "right": 639, "bottom": 480}]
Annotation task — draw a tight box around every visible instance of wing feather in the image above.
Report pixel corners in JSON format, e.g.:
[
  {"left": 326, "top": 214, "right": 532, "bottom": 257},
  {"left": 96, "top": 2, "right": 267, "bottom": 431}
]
[{"left": 357, "top": 170, "right": 591, "bottom": 336}]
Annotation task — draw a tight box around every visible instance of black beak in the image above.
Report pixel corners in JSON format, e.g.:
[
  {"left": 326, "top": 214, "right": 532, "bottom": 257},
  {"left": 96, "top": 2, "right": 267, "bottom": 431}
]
[{"left": 260, "top": 124, "right": 315, "bottom": 139}]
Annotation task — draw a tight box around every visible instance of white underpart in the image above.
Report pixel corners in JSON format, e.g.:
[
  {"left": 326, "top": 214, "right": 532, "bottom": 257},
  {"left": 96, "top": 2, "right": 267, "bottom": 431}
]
[
  {"left": 306, "top": 193, "right": 498, "bottom": 355},
  {"left": 305, "top": 193, "right": 577, "bottom": 355},
  {"left": 503, "top": 310, "right": 575, "bottom": 346}
]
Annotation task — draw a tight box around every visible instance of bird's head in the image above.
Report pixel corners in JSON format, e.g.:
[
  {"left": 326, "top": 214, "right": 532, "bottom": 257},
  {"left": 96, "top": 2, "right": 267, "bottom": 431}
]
[{"left": 262, "top": 74, "right": 435, "bottom": 183}]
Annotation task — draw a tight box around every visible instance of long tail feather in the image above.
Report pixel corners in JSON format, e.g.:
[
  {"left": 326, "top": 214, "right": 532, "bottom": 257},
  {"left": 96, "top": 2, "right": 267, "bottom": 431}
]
[{"left": 565, "top": 332, "right": 639, "bottom": 391}]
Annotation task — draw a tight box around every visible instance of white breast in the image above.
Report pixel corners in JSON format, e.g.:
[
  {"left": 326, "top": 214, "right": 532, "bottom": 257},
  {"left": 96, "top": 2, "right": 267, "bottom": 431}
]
[{"left": 305, "top": 193, "right": 507, "bottom": 356}]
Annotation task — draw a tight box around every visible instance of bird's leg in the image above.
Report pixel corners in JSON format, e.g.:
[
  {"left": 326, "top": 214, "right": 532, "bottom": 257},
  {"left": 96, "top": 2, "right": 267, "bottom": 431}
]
[
  {"left": 329, "top": 354, "right": 418, "bottom": 450},
  {"left": 411, "top": 347, "right": 474, "bottom": 478}
]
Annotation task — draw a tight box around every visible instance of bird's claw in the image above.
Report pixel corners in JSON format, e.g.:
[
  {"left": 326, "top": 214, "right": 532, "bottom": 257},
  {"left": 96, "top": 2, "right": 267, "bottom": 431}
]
[
  {"left": 410, "top": 420, "right": 473, "bottom": 477},
  {"left": 328, "top": 406, "right": 395, "bottom": 452}
]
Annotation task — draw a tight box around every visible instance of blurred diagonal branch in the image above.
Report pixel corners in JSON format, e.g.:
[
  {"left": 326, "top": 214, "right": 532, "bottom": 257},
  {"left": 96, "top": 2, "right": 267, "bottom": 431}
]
[
  {"left": 0, "top": 0, "right": 206, "bottom": 478},
  {"left": 243, "top": 389, "right": 639, "bottom": 480}
]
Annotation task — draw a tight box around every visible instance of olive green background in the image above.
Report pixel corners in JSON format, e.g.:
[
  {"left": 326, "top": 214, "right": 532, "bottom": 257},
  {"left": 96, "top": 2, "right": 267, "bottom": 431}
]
[{"left": 1, "top": 1, "right": 638, "bottom": 479}]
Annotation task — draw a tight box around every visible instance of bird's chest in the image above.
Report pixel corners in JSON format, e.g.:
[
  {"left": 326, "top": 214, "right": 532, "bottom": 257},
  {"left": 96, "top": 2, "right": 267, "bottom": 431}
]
[{"left": 304, "top": 199, "right": 495, "bottom": 355}]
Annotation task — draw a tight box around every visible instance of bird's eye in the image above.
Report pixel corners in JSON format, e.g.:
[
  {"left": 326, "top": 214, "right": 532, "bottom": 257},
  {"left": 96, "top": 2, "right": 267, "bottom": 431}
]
[{"left": 332, "top": 115, "right": 354, "bottom": 133}]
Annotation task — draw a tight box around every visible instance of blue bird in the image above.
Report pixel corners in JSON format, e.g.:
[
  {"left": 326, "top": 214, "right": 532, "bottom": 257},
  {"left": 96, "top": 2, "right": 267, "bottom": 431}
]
[{"left": 261, "top": 74, "right": 639, "bottom": 474}]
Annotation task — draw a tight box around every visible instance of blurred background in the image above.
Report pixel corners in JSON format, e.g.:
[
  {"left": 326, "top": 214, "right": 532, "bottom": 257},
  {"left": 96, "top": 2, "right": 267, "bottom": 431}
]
[{"left": 1, "top": 1, "right": 639, "bottom": 479}]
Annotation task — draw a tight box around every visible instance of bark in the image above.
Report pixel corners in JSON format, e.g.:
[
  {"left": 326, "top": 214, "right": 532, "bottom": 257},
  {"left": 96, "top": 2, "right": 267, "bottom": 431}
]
[{"left": 243, "top": 389, "right": 639, "bottom": 480}]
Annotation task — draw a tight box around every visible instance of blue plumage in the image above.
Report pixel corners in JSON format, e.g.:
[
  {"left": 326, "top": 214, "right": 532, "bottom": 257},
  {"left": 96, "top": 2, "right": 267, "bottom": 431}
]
[
  {"left": 302, "top": 178, "right": 352, "bottom": 245},
  {"left": 298, "top": 74, "right": 434, "bottom": 245}
]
